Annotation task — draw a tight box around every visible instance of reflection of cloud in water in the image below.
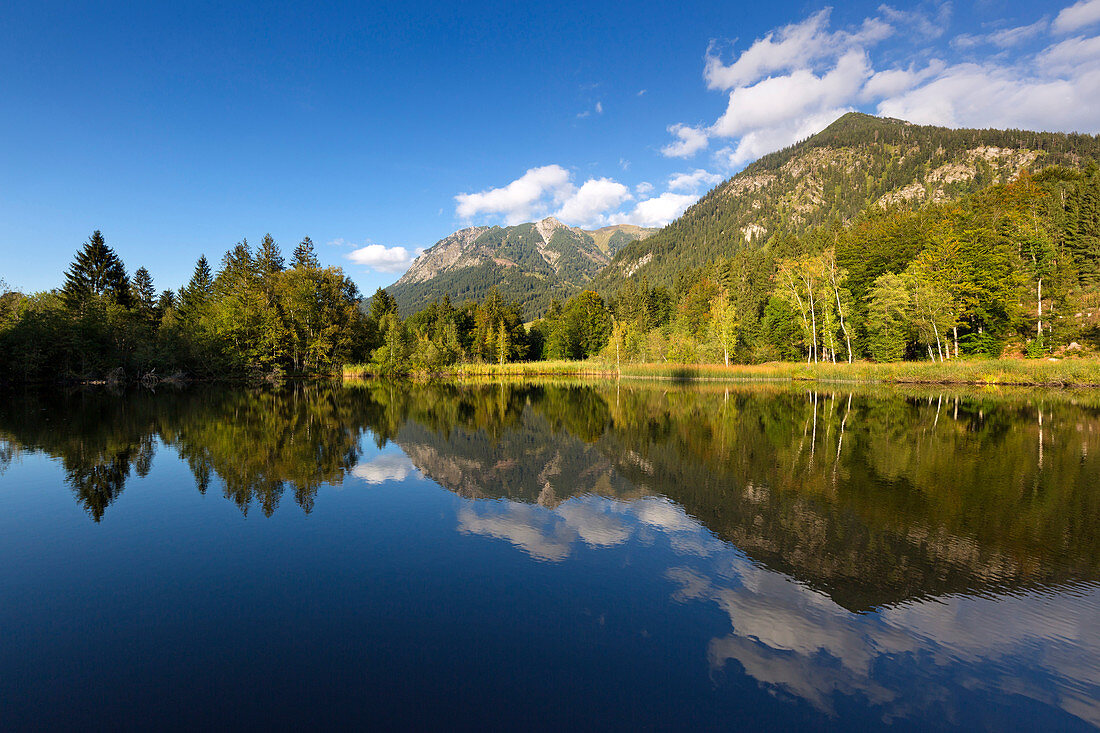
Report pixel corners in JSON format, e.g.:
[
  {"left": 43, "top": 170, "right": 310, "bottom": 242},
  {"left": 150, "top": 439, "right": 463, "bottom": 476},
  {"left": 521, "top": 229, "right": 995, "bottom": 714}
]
[
  {"left": 352, "top": 452, "right": 419, "bottom": 484},
  {"left": 457, "top": 495, "right": 713, "bottom": 562},
  {"left": 457, "top": 492, "right": 1100, "bottom": 727},
  {"left": 669, "top": 556, "right": 1100, "bottom": 727}
]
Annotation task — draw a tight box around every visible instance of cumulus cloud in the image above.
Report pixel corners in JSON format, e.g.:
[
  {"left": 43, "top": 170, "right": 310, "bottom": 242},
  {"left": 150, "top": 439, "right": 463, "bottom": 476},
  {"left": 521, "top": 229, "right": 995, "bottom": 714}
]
[
  {"left": 876, "top": 62, "right": 1100, "bottom": 132},
  {"left": 667, "top": 169, "right": 723, "bottom": 193},
  {"left": 352, "top": 452, "right": 419, "bottom": 483},
  {"left": 454, "top": 165, "right": 573, "bottom": 225},
  {"left": 1054, "top": 0, "right": 1100, "bottom": 33},
  {"left": 455, "top": 166, "right": 696, "bottom": 229},
  {"left": 661, "top": 124, "right": 709, "bottom": 158},
  {"left": 664, "top": 2, "right": 1100, "bottom": 174},
  {"left": 555, "top": 178, "right": 632, "bottom": 228},
  {"left": 346, "top": 244, "right": 423, "bottom": 273},
  {"left": 611, "top": 192, "right": 698, "bottom": 228}
]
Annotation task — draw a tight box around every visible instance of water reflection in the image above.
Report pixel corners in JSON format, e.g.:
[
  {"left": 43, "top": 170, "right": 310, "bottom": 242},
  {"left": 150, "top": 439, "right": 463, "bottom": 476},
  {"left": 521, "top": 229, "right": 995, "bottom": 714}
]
[{"left": 2, "top": 381, "right": 1100, "bottom": 727}]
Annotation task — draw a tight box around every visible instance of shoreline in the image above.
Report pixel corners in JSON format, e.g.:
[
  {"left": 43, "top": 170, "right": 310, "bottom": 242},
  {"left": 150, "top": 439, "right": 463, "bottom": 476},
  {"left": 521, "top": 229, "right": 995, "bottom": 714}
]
[{"left": 342, "top": 358, "right": 1100, "bottom": 388}]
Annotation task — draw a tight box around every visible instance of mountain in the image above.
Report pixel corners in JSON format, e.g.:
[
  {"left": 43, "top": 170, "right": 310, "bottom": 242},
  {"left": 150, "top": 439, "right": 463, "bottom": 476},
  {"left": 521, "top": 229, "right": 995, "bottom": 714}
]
[
  {"left": 388, "top": 217, "right": 655, "bottom": 318},
  {"left": 595, "top": 112, "right": 1100, "bottom": 293}
]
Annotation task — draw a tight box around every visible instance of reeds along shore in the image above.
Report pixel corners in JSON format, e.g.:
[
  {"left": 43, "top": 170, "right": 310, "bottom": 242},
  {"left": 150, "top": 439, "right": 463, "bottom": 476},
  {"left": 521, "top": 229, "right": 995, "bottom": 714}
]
[{"left": 342, "top": 358, "right": 1100, "bottom": 387}]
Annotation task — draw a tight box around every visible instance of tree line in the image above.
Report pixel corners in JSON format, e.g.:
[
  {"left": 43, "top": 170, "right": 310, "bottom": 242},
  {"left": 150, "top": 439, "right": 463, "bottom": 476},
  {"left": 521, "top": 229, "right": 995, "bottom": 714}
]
[
  {"left": 0, "top": 233, "right": 376, "bottom": 382},
  {"left": 2, "top": 163, "right": 1097, "bottom": 382},
  {"left": 369, "top": 165, "right": 1100, "bottom": 371}
]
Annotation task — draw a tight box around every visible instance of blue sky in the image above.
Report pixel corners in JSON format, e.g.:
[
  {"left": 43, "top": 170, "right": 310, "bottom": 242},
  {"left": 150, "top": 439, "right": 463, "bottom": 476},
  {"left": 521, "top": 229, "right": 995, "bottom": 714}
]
[{"left": 2, "top": 0, "right": 1099, "bottom": 295}]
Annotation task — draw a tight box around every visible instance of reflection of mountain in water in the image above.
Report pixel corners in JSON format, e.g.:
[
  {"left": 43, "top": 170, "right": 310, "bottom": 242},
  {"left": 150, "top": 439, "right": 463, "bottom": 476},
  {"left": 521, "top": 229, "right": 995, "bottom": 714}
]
[
  {"left": 450, "top": 490, "right": 1100, "bottom": 728},
  {"left": 388, "top": 383, "right": 1100, "bottom": 612},
  {"left": 4, "top": 381, "right": 1100, "bottom": 726},
  {"left": 2, "top": 381, "right": 1099, "bottom": 609}
]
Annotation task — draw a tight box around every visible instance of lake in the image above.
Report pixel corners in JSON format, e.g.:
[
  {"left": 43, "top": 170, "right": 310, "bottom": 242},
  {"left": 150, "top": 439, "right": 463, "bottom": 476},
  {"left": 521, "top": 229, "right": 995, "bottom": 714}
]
[{"left": 1, "top": 380, "right": 1099, "bottom": 730}]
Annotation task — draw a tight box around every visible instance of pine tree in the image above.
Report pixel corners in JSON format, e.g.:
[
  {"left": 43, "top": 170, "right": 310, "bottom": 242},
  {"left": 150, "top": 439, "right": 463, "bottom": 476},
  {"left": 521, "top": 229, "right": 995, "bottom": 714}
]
[
  {"left": 291, "top": 237, "right": 320, "bottom": 269},
  {"left": 369, "top": 288, "right": 398, "bottom": 322},
  {"left": 131, "top": 267, "right": 157, "bottom": 316},
  {"left": 214, "top": 241, "right": 255, "bottom": 297},
  {"left": 62, "top": 230, "right": 131, "bottom": 311},
  {"left": 156, "top": 289, "right": 177, "bottom": 315},
  {"left": 179, "top": 255, "right": 214, "bottom": 318},
  {"left": 256, "top": 234, "right": 284, "bottom": 275}
]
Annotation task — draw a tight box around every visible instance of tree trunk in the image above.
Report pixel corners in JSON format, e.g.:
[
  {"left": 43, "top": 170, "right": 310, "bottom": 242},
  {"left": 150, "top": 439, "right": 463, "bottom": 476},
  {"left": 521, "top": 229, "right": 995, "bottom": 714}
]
[{"left": 1037, "top": 277, "right": 1043, "bottom": 340}]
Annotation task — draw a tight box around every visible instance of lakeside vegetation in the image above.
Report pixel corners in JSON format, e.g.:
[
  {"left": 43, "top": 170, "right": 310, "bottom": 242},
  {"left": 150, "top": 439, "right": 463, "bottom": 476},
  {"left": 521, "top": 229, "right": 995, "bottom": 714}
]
[
  {"left": 344, "top": 358, "right": 1100, "bottom": 387},
  {"left": 2, "top": 149, "right": 1098, "bottom": 386},
  {"left": 349, "top": 168, "right": 1100, "bottom": 382},
  {"left": 0, "top": 233, "right": 377, "bottom": 383}
]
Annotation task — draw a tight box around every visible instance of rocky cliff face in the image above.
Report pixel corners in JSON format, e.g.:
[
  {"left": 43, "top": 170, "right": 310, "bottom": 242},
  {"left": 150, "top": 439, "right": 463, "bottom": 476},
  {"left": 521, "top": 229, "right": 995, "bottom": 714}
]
[{"left": 388, "top": 217, "right": 655, "bottom": 318}]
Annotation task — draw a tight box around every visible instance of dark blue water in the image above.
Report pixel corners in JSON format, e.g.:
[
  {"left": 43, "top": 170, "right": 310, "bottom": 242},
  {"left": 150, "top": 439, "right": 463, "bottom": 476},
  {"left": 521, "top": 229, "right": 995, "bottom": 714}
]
[{"left": 1, "top": 382, "right": 1098, "bottom": 730}]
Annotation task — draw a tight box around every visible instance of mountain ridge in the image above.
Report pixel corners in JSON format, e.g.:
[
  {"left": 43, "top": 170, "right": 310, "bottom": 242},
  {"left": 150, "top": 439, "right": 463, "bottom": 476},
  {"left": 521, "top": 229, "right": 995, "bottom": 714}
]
[
  {"left": 594, "top": 112, "right": 1100, "bottom": 294},
  {"left": 387, "top": 217, "right": 655, "bottom": 317}
]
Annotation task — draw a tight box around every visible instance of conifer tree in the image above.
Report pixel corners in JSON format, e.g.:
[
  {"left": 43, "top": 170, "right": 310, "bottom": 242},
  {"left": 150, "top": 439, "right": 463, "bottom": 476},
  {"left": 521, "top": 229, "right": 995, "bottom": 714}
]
[
  {"left": 291, "top": 237, "right": 320, "bottom": 269},
  {"left": 369, "top": 288, "right": 398, "bottom": 322},
  {"left": 131, "top": 267, "right": 157, "bottom": 315},
  {"left": 179, "top": 255, "right": 214, "bottom": 318},
  {"left": 62, "top": 230, "right": 131, "bottom": 311},
  {"left": 256, "top": 234, "right": 284, "bottom": 275}
]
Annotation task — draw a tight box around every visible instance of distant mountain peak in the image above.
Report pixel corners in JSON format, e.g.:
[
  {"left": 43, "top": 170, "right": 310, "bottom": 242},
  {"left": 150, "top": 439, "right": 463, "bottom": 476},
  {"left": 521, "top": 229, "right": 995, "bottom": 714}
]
[{"left": 389, "top": 219, "right": 656, "bottom": 317}]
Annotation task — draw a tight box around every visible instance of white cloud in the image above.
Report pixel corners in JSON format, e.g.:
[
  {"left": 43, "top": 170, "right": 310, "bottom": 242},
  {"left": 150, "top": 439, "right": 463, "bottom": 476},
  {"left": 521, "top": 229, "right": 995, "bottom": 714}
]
[
  {"left": 352, "top": 452, "right": 419, "bottom": 483},
  {"left": 346, "top": 244, "right": 424, "bottom": 273},
  {"left": 1037, "top": 33, "right": 1100, "bottom": 73},
  {"left": 876, "top": 62, "right": 1100, "bottom": 132},
  {"left": 861, "top": 61, "right": 946, "bottom": 99},
  {"left": 668, "top": 3, "right": 1100, "bottom": 174},
  {"left": 704, "top": 9, "right": 836, "bottom": 91},
  {"left": 555, "top": 178, "right": 632, "bottom": 228},
  {"left": 454, "top": 165, "right": 573, "bottom": 225},
  {"left": 612, "top": 192, "right": 699, "bottom": 228},
  {"left": 953, "top": 20, "right": 1049, "bottom": 50},
  {"left": 1054, "top": 0, "right": 1100, "bottom": 33},
  {"left": 989, "top": 19, "right": 1049, "bottom": 47},
  {"left": 596, "top": 101, "right": 604, "bottom": 114},
  {"left": 667, "top": 169, "right": 723, "bottom": 193},
  {"left": 714, "top": 107, "right": 851, "bottom": 169},
  {"left": 635, "top": 181, "right": 654, "bottom": 195},
  {"left": 711, "top": 49, "right": 871, "bottom": 138},
  {"left": 661, "top": 123, "right": 709, "bottom": 158}
]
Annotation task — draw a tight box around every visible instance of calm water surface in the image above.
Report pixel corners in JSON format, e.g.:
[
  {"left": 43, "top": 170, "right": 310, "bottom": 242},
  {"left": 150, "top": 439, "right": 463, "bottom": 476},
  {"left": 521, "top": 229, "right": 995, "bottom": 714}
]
[{"left": 1, "top": 381, "right": 1099, "bottom": 730}]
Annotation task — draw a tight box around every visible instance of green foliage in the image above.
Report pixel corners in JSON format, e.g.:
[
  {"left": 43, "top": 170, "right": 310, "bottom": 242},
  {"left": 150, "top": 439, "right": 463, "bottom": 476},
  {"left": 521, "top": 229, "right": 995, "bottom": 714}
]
[
  {"left": 62, "top": 230, "right": 132, "bottom": 311},
  {"left": 0, "top": 234, "right": 370, "bottom": 383},
  {"left": 596, "top": 112, "right": 1100, "bottom": 294},
  {"left": 866, "top": 273, "right": 911, "bottom": 362}
]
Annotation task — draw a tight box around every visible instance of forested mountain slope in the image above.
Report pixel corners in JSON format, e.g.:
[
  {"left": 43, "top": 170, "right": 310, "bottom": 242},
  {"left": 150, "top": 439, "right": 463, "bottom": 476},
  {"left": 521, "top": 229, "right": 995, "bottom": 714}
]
[
  {"left": 595, "top": 113, "right": 1100, "bottom": 293},
  {"left": 388, "top": 217, "right": 654, "bottom": 318}
]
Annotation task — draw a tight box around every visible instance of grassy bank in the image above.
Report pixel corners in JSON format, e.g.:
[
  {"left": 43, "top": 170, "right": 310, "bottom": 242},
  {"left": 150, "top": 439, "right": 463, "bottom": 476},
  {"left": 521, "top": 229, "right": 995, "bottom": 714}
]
[{"left": 343, "top": 358, "right": 1100, "bottom": 387}]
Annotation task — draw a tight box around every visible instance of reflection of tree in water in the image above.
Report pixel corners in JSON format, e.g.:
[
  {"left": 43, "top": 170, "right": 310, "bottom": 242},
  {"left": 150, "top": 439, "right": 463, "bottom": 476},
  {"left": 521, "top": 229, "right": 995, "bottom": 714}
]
[
  {"left": 0, "top": 384, "right": 375, "bottom": 519},
  {"left": 359, "top": 381, "right": 1100, "bottom": 610},
  {"left": 0, "top": 390, "right": 164, "bottom": 521},
  {"left": 161, "top": 385, "right": 374, "bottom": 516},
  {"left": 63, "top": 436, "right": 156, "bottom": 521},
  {"left": 4, "top": 380, "right": 1100, "bottom": 601}
]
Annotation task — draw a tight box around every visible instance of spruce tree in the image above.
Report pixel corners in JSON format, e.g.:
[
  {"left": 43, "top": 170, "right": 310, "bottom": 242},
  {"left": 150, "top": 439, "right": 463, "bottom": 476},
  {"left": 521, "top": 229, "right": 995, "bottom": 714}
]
[
  {"left": 256, "top": 234, "right": 284, "bottom": 275},
  {"left": 291, "top": 237, "right": 320, "bottom": 269},
  {"left": 131, "top": 267, "right": 156, "bottom": 315},
  {"left": 214, "top": 241, "right": 254, "bottom": 297},
  {"left": 62, "top": 230, "right": 131, "bottom": 311},
  {"left": 179, "top": 255, "right": 214, "bottom": 317},
  {"left": 369, "top": 288, "right": 398, "bottom": 322}
]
